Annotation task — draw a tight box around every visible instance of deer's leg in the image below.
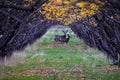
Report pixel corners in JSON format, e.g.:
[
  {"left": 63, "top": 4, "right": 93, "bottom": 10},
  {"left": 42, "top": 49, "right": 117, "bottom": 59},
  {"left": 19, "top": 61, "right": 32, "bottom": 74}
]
[
  {"left": 55, "top": 41, "right": 59, "bottom": 47},
  {"left": 53, "top": 41, "right": 56, "bottom": 47},
  {"left": 118, "top": 58, "right": 120, "bottom": 67}
]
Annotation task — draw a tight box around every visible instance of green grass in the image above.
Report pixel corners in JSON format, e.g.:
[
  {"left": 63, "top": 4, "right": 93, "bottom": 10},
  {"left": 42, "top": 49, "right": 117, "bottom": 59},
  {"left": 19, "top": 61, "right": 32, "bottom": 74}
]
[{"left": 0, "top": 27, "right": 120, "bottom": 80}]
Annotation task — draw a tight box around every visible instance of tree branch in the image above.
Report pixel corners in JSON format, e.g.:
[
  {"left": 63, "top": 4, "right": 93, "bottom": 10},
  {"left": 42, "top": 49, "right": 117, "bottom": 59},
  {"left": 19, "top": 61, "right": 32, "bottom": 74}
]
[
  {"left": 104, "top": 13, "right": 120, "bottom": 24},
  {"left": 0, "top": 10, "right": 23, "bottom": 23},
  {"left": 0, "top": 2, "right": 33, "bottom": 11},
  {"left": 0, "top": 0, "right": 48, "bottom": 11}
]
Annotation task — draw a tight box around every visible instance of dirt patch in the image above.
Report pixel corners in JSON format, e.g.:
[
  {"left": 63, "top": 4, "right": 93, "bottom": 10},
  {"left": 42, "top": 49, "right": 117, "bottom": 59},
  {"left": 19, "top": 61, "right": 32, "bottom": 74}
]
[
  {"left": 10, "top": 68, "right": 60, "bottom": 77},
  {"left": 47, "top": 44, "right": 55, "bottom": 48},
  {"left": 39, "top": 59, "right": 46, "bottom": 63},
  {"left": 93, "top": 65, "right": 120, "bottom": 73},
  {"left": 10, "top": 66, "right": 86, "bottom": 78},
  {"left": 67, "top": 67, "right": 84, "bottom": 78},
  {"left": 6, "top": 65, "right": 119, "bottom": 80},
  {"left": 33, "top": 43, "right": 85, "bottom": 49}
]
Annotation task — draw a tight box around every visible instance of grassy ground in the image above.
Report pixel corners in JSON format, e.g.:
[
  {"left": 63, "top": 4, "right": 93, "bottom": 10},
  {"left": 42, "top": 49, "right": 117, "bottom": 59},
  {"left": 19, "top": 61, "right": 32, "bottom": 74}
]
[{"left": 0, "top": 27, "right": 120, "bottom": 80}]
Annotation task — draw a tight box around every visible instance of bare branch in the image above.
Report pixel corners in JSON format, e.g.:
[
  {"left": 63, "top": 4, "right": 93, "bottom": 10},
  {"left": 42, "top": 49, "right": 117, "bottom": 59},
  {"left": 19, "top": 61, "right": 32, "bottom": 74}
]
[
  {"left": 0, "top": 0, "right": 48, "bottom": 11},
  {"left": 104, "top": 13, "right": 120, "bottom": 24},
  {"left": 0, "top": 3, "right": 33, "bottom": 11},
  {"left": 0, "top": 10, "right": 23, "bottom": 23}
]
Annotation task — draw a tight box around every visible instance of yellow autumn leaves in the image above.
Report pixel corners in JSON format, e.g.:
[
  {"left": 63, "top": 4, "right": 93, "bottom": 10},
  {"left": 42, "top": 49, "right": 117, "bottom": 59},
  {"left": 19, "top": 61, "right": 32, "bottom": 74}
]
[
  {"left": 77, "top": 2, "right": 99, "bottom": 17},
  {"left": 40, "top": 0, "right": 101, "bottom": 25}
]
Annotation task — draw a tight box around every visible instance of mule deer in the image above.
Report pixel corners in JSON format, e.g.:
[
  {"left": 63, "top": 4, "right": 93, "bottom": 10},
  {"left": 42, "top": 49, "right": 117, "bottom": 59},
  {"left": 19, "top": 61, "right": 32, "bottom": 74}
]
[
  {"left": 54, "top": 33, "right": 71, "bottom": 48},
  {"left": 54, "top": 30, "right": 68, "bottom": 44}
]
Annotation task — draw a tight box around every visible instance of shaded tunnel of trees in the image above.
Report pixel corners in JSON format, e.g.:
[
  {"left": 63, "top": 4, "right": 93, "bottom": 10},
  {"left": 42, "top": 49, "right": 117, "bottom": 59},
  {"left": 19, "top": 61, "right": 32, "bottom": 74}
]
[{"left": 0, "top": 0, "right": 120, "bottom": 66}]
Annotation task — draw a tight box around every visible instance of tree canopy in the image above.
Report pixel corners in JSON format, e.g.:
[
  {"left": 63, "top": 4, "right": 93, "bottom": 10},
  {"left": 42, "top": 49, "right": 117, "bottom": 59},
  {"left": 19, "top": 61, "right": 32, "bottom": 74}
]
[{"left": 39, "top": 0, "right": 100, "bottom": 25}]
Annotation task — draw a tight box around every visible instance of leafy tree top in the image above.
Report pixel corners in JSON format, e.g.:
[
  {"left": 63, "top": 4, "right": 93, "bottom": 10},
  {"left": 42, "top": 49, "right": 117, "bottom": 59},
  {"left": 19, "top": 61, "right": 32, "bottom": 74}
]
[{"left": 39, "top": 0, "right": 102, "bottom": 25}]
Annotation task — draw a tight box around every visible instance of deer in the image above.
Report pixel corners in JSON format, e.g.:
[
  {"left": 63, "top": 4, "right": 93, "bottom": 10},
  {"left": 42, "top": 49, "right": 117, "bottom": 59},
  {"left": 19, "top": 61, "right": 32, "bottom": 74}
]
[
  {"left": 54, "top": 30, "right": 71, "bottom": 47},
  {"left": 54, "top": 30, "right": 68, "bottom": 44},
  {"left": 60, "top": 34, "right": 70, "bottom": 44}
]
